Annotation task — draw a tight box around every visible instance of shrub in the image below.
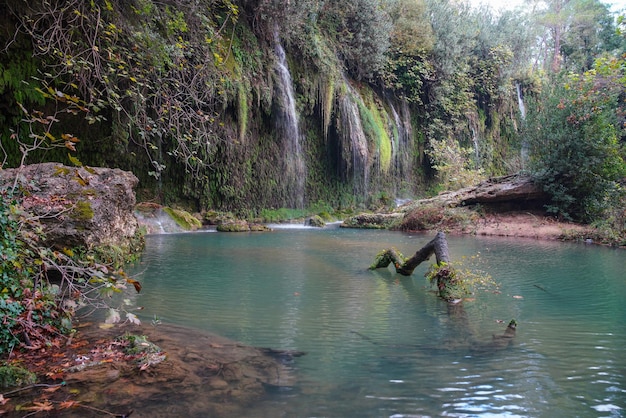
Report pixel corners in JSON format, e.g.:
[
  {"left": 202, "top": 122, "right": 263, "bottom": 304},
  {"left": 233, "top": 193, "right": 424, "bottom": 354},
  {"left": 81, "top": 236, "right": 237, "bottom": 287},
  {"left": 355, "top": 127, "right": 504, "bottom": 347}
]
[{"left": 523, "top": 58, "right": 626, "bottom": 222}]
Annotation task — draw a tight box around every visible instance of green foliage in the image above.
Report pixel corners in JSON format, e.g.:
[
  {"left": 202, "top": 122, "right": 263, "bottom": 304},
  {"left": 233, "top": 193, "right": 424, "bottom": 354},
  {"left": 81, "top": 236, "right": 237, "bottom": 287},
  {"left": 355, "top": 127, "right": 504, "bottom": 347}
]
[
  {"left": 319, "top": 0, "right": 392, "bottom": 80},
  {"left": 425, "top": 257, "right": 496, "bottom": 302},
  {"left": 0, "top": 190, "right": 142, "bottom": 356},
  {"left": 523, "top": 56, "right": 626, "bottom": 222},
  {"left": 426, "top": 137, "right": 485, "bottom": 190},
  {"left": 0, "top": 361, "right": 37, "bottom": 388},
  {"left": 382, "top": 0, "right": 433, "bottom": 103},
  {"left": 258, "top": 207, "right": 309, "bottom": 222}
]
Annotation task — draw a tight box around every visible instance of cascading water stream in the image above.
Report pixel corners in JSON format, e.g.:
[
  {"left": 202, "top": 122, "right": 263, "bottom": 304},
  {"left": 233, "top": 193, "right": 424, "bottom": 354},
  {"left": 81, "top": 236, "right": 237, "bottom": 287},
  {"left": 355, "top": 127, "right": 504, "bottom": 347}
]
[
  {"left": 471, "top": 126, "right": 480, "bottom": 163},
  {"left": 517, "top": 82, "right": 529, "bottom": 168},
  {"left": 273, "top": 30, "right": 306, "bottom": 208},
  {"left": 516, "top": 82, "right": 526, "bottom": 119},
  {"left": 338, "top": 80, "right": 370, "bottom": 198},
  {"left": 388, "top": 100, "right": 414, "bottom": 190},
  {"left": 389, "top": 103, "right": 401, "bottom": 168}
]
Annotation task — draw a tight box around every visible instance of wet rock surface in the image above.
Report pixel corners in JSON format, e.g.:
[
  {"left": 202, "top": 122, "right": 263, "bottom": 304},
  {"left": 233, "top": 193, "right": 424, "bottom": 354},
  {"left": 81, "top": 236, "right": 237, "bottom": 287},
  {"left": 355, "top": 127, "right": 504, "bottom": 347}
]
[{"left": 4, "top": 323, "right": 300, "bottom": 417}]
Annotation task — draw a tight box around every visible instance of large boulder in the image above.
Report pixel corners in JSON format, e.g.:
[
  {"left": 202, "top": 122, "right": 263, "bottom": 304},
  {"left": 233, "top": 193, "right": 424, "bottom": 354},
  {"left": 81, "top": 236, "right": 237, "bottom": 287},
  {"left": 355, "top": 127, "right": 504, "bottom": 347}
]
[{"left": 0, "top": 163, "right": 141, "bottom": 251}]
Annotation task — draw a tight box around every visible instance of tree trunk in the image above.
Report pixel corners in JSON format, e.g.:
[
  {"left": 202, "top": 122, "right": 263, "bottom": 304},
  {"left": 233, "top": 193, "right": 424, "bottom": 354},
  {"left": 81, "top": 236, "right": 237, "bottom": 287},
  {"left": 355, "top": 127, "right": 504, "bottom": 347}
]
[{"left": 369, "top": 231, "right": 450, "bottom": 276}]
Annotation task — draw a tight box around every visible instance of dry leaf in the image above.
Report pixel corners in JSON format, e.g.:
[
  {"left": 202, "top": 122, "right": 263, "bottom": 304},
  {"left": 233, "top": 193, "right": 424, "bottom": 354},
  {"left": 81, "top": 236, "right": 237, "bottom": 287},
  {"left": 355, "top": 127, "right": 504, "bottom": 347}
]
[
  {"left": 58, "top": 400, "right": 79, "bottom": 409},
  {"left": 22, "top": 401, "right": 54, "bottom": 412}
]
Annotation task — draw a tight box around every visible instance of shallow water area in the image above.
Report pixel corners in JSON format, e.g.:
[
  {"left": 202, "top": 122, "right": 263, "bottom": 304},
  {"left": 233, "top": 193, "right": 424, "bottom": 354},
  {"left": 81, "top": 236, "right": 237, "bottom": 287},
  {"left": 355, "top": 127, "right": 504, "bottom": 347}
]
[{"left": 123, "top": 228, "right": 625, "bottom": 417}]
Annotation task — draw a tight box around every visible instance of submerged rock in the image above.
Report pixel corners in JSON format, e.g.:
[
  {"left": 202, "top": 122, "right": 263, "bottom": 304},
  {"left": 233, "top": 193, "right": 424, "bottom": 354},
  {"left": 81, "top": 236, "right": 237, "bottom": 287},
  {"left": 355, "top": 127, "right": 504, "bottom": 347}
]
[{"left": 46, "top": 323, "right": 301, "bottom": 417}]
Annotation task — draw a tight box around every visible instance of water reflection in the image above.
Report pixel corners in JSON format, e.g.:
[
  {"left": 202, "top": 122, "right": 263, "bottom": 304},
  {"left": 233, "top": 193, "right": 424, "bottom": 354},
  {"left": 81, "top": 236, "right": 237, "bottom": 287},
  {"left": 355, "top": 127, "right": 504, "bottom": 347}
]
[{"left": 127, "top": 230, "right": 626, "bottom": 417}]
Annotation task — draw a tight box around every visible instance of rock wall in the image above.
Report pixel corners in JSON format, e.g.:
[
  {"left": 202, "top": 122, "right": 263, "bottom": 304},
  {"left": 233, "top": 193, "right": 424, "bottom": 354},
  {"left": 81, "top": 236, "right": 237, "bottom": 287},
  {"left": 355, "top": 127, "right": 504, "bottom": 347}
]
[{"left": 0, "top": 163, "right": 140, "bottom": 251}]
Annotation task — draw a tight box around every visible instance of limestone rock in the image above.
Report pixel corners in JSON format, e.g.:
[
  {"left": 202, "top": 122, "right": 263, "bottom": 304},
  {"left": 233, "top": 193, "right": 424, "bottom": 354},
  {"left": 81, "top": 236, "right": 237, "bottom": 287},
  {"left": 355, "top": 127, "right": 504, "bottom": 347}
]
[{"left": 0, "top": 163, "right": 140, "bottom": 251}]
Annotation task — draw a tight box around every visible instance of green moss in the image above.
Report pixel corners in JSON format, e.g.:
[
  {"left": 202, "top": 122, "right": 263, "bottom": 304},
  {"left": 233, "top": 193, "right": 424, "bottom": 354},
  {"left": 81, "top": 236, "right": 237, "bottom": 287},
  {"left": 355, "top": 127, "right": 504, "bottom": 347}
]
[
  {"left": 163, "top": 207, "right": 202, "bottom": 231},
  {"left": 117, "top": 334, "right": 166, "bottom": 368},
  {"left": 370, "top": 104, "right": 392, "bottom": 173},
  {"left": 118, "top": 334, "right": 161, "bottom": 355},
  {"left": 356, "top": 87, "right": 392, "bottom": 173},
  {"left": 321, "top": 77, "right": 336, "bottom": 138},
  {"left": 237, "top": 82, "right": 248, "bottom": 142},
  {"left": 0, "top": 362, "right": 37, "bottom": 388},
  {"left": 217, "top": 220, "right": 250, "bottom": 232},
  {"left": 71, "top": 200, "right": 94, "bottom": 221}
]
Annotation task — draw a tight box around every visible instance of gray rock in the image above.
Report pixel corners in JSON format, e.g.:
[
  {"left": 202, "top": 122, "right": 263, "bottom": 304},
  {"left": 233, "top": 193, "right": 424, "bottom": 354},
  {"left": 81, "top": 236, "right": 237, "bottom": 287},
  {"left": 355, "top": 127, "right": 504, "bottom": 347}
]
[{"left": 0, "top": 163, "right": 139, "bottom": 251}]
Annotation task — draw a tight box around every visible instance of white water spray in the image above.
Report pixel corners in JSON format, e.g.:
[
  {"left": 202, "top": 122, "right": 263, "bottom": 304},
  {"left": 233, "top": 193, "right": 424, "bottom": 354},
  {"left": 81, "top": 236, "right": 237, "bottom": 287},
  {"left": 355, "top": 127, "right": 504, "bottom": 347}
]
[
  {"left": 273, "top": 30, "right": 306, "bottom": 208},
  {"left": 338, "top": 80, "right": 370, "bottom": 198},
  {"left": 516, "top": 82, "right": 529, "bottom": 168}
]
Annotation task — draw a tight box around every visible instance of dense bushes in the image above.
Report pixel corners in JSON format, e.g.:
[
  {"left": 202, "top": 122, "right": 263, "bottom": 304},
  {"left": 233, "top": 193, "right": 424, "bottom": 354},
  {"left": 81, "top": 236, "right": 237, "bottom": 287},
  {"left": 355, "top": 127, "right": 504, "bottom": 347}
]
[
  {"left": 0, "top": 191, "right": 141, "bottom": 356},
  {"left": 523, "top": 56, "right": 626, "bottom": 223}
]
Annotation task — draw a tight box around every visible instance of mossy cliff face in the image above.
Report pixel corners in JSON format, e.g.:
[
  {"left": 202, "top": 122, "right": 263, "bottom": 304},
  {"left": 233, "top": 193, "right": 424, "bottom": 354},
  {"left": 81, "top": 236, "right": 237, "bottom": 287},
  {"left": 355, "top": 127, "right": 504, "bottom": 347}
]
[
  {"left": 0, "top": 163, "right": 141, "bottom": 254},
  {"left": 0, "top": 1, "right": 523, "bottom": 213}
]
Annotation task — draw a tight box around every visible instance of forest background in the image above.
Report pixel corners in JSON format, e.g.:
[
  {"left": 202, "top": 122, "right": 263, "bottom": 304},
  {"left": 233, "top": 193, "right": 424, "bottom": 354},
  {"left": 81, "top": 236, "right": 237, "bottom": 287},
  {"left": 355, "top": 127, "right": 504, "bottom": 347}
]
[{"left": 1, "top": 0, "right": 625, "bottom": 223}]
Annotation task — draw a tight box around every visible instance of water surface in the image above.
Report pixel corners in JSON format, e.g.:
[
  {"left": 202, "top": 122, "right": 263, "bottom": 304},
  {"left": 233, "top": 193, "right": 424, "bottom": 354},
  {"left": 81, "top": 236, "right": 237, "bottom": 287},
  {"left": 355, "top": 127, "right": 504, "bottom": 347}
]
[{"left": 128, "top": 227, "right": 626, "bottom": 417}]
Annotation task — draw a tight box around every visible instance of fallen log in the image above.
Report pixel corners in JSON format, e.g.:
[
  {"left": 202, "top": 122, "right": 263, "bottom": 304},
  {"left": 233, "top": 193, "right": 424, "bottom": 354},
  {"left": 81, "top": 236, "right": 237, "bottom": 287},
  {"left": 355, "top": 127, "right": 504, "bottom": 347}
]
[
  {"left": 370, "top": 231, "right": 465, "bottom": 302},
  {"left": 370, "top": 231, "right": 450, "bottom": 275}
]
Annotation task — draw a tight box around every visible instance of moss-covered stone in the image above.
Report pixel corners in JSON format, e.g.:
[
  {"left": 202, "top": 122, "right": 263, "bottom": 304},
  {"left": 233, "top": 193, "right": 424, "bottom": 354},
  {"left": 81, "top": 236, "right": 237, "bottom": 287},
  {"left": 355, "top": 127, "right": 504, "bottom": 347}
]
[
  {"left": 0, "top": 361, "right": 37, "bottom": 388},
  {"left": 71, "top": 200, "right": 94, "bottom": 221},
  {"left": 305, "top": 215, "right": 325, "bottom": 227},
  {"left": 163, "top": 207, "right": 202, "bottom": 231},
  {"left": 217, "top": 220, "right": 251, "bottom": 232}
]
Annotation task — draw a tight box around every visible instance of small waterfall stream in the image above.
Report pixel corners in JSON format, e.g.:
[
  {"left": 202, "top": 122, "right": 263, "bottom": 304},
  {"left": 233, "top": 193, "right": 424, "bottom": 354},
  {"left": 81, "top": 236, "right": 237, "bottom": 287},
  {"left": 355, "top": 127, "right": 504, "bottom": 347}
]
[
  {"left": 516, "top": 82, "right": 529, "bottom": 168},
  {"left": 388, "top": 100, "right": 413, "bottom": 189},
  {"left": 516, "top": 82, "right": 526, "bottom": 119},
  {"left": 471, "top": 126, "right": 480, "bottom": 163},
  {"left": 273, "top": 30, "right": 306, "bottom": 208},
  {"left": 338, "top": 80, "right": 370, "bottom": 198}
]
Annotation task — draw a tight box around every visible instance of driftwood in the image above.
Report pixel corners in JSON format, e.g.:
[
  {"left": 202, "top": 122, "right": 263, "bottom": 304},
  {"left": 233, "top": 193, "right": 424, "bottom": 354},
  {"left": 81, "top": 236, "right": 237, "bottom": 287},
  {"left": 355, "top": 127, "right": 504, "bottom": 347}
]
[
  {"left": 370, "top": 231, "right": 468, "bottom": 302},
  {"left": 370, "top": 231, "right": 450, "bottom": 276}
]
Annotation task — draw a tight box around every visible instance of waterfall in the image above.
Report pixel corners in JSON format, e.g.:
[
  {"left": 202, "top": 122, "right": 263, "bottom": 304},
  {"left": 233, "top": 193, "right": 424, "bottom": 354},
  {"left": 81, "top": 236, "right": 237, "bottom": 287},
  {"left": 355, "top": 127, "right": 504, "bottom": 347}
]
[
  {"left": 516, "top": 82, "right": 526, "bottom": 119},
  {"left": 471, "top": 126, "right": 480, "bottom": 163},
  {"left": 273, "top": 30, "right": 306, "bottom": 208},
  {"left": 389, "top": 101, "right": 412, "bottom": 178},
  {"left": 338, "top": 80, "right": 370, "bottom": 198},
  {"left": 516, "top": 82, "right": 529, "bottom": 168},
  {"left": 389, "top": 103, "right": 401, "bottom": 169}
]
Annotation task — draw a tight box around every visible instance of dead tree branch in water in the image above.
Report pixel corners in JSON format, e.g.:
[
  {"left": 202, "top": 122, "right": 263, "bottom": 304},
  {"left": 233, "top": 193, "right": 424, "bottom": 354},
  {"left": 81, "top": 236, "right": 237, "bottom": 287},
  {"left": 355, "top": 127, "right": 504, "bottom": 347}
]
[{"left": 369, "top": 231, "right": 450, "bottom": 275}]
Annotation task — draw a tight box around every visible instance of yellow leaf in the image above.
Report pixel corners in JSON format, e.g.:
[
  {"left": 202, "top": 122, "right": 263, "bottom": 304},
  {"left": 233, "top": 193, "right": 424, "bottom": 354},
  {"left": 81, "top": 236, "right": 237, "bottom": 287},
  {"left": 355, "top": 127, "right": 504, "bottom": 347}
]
[{"left": 68, "top": 153, "right": 83, "bottom": 167}]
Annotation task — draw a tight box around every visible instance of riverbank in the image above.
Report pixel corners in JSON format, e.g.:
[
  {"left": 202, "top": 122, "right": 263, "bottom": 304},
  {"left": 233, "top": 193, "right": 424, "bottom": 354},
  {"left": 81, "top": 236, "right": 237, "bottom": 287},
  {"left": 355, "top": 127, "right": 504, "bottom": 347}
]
[
  {"left": 452, "top": 210, "right": 592, "bottom": 241},
  {"left": 1, "top": 322, "right": 299, "bottom": 417}
]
